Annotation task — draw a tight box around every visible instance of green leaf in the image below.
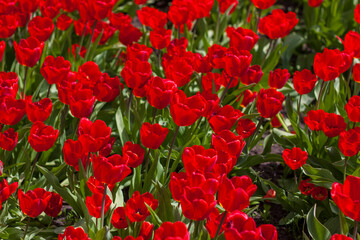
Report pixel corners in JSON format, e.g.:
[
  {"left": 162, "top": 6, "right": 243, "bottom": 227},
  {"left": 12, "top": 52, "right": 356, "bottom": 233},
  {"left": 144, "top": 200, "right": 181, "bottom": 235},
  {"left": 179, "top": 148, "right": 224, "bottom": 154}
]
[
  {"left": 301, "top": 164, "right": 338, "bottom": 188},
  {"left": 306, "top": 205, "right": 331, "bottom": 240},
  {"left": 94, "top": 227, "right": 111, "bottom": 240},
  {"left": 115, "top": 107, "right": 130, "bottom": 145},
  {"left": 144, "top": 203, "right": 162, "bottom": 227}
]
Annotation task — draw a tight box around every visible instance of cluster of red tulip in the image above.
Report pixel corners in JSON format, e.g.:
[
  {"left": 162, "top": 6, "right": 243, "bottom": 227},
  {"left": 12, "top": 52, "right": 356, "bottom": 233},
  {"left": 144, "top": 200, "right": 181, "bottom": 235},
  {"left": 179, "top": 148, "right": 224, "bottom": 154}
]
[{"left": 1, "top": 0, "right": 360, "bottom": 239}]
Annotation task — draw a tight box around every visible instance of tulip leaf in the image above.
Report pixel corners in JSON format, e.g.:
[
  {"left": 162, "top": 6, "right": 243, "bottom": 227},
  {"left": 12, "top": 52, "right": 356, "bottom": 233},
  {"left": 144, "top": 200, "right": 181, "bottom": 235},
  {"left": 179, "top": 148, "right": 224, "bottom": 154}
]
[
  {"left": 94, "top": 227, "right": 111, "bottom": 240},
  {"left": 306, "top": 205, "right": 331, "bottom": 240},
  {"left": 115, "top": 107, "right": 130, "bottom": 145},
  {"left": 144, "top": 203, "right": 162, "bottom": 227},
  {"left": 301, "top": 164, "right": 338, "bottom": 188}
]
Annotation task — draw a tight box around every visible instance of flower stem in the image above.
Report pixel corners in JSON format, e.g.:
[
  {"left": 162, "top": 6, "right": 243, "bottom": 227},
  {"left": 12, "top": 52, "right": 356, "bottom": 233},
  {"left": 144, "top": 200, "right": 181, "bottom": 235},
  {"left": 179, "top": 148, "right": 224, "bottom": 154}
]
[
  {"left": 77, "top": 21, "right": 88, "bottom": 58},
  {"left": 354, "top": 221, "right": 358, "bottom": 240},
  {"left": 316, "top": 81, "right": 325, "bottom": 110},
  {"left": 46, "top": 84, "right": 51, "bottom": 98},
  {"left": 214, "top": 211, "right": 227, "bottom": 239},
  {"left": 164, "top": 126, "right": 180, "bottom": 179},
  {"left": 297, "top": 95, "right": 302, "bottom": 120},
  {"left": 344, "top": 157, "right": 348, "bottom": 182},
  {"left": 219, "top": 77, "right": 233, "bottom": 105},
  {"left": 215, "top": 6, "right": 221, "bottom": 43},
  {"left": 23, "top": 217, "right": 30, "bottom": 239},
  {"left": 25, "top": 151, "right": 41, "bottom": 191},
  {"left": 22, "top": 66, "right": 28, "bottom": 99},
  {"left": 152, "top": 108, "right": 157, "bottom": 124},
  {"left": 100, "top": 183, "right": 108, "bottom": 229},
  {"left": 84, "top": 20, "right": 98, "bottom": 62}
]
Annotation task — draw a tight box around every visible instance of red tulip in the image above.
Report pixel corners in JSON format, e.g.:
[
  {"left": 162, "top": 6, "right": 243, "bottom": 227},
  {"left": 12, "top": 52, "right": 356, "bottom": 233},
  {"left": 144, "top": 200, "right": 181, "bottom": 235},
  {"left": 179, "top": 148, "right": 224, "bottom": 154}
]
[
  {"left": 226, "top": 27, "right": 259, "bottom": 51},
  {"left": 344, "top": 30, "right": 360, "bottom": 58},
  {"left": 282, "top": 147, "right": 308, "bottom": 170},
  {"left": 139, "top": 221, "right": 154, "bottom": 240},
  {"left": 256, "top": 88, "right": 285, "bottom": 118},
  {"left": 201, "top": 73, "right": 222, "bottom": 92},
  {"left": 58, "top": 226, "right": 91, "bottom": 240},
  {"left": 293, "top": 69, "right": 317, "bottom": 95},
  {"left": 311, "top": 186, "right": 328, "bottom": 201},
  {"left": 94, "top": 73, "right": 122, "bottom": 102},
  {"left": 0, "top": 14, "right": 17, "bottom": 39},
  {"left": 180, "top": 186, "right": 217, "bottom": 220},
  {"left": 218, "top": 176, "right": 257, "bottom": 212},
  {"left": 217, "top": 0, "right": 238, "bottom": 14},
  {"left": 338, "top": 127, "right": 360, "bottom": 157},
  {"left": 118, "top": 23, "right": 143, "bottom": 46},
  {"left": 354, "top": 63, "right": 360, "bottom": 83},
  {"left": 146, "top": 77, "right": 177, "bottom": 110},
  {"left": 212, "top": 130, "right": 245, "bottom": 158},
  {"left": 86, "top": 192, "right": 112, "bottom": 218},
  {"left": 63, "top": 139, "right": 87, "bottom": 171},
  {"left": 304, "top": 109, "right": 326, "bottom": 131},
  {"left": 88, "top": 0, "right": 115, "bottom": 20},
  {"left": 28, "top": 16, "right": 54, "bottom": 42},
  {"left": 137, "top": 7, "right": 167, "bottom": 30},
  {"left": 154, "top": 222, "right": 190, "bottom": 240},
  {"left": 314, "top": 48, "right": 351, "bottom": 81},
  {"left": 122, "top": 141, "right": 145, "bottom": 168},
  {"left": 92, "top": 154, "right": 131, "bottom": 185},
  {"left": 164, "top": 57, "right": 193, "bottom": 87},
  {"left": 259, "top": 9, "right": 298, "bottom": 39},
  {"left": 308, "top": 0, "right": 323, "bottom": 7},
  {"left": 269, "top": 69, "right": 290, "bottom": 89},
  {"left": 41, "top": 56, "right": 71, "bottom": 85},
  {"left": 14, "top": 37, "right": 44, "bottom": 67},
  {"left": 0, "top": 96, "right": 26, "bottom": 125},
  {"left": 28, "top": 121, "right": 59, "bottom": 152},
  {"left": 251, "top": 0, "right": 276, "bottom": 9},
  {"left": 121, "top": 59, "right": 152, "bottom": 89},
  {"left": 127, "top": 43, "right": 153, "bottom": 62},
  {"left": 345, "top": 96, "right": 360, "bottom": 122},
  {"left": 87, "top": 176, "right": 115, "bottom": 194},
  {"left": 330, "top": 234, "right": 353, "bottom": 240},
  {"left": 111, "top": 207, "right": 128, "bottom": 229},
  {"left": 236, "top": 118, "right": 256, "bottom": 139},
  {"left": 356, "top": 4, "right": 360, "bottom": 24},
  {"left": 18, "top": 0, "right": 40, "bottom": 13},
  {"left": 299, "top": 179, "right": 315, "bottom": 195},
  {"left": 321, "top": 113, "right": 347, "bottom": 138},
  {"left": 0, "top": 72, "right": 18, "bottom": 98},
  {"left": 240, "top": 65, "right": 263, "bottom": 85},
  {"left": 193, "top": 53, "right": 212, "bottom": 74},
  {"left": 77, "top": 118, "right": 111, "bottom": 153},
  {"left": 91, "top": 21, "right": 116, "bottom": 45},
  {"left": 0, "top": 128, "right": 18, "bottom": 151},
  {"left": 69, "top": 87, "right": 95, "bottom": 119},
  {"left": 331, "top": 175, "right": 360, "bottom": 221},
  {"left": 18, "top": 188, "right": 52, "bottom": 218},
  {"left": 109, "top": 12, "right": 132, "bottom": 29},
  {"left": 170, "top": 91, "right": 207, "bottom": 126},
  {"left": 26, "top": 96, "right": 52, "bottom": 123},
  {"left": 0, "top": 41, "right": 5, "bottom": 63},
  {"left": 140, "top": 122, "right": 169, "bottom": 150},
  {"left": 44, "top": 192, "right": 63, "bottom": 217},
  {"left": 209, "top": 105, "right": 243, "bottom": 133},
  {"left": 0, "top": 179, "right": 18, "bottom": 203},
  {"left": 125, "top": 191, "right": 158, "bottom": 222},
  {"left": 56, "top": 14, "right": 73, "bottom": 31},
  {"left": 168, "top": 1, "right": 190, "bottom": 28},
  {"left": 150, "top": 28, "right": 172, "bottom": 50},
  {"left": 224, "top": 49, "right": 252, "bottom": 78},
  {"left": 182, "top": 145, "right": 217, "bottom": 174},
  {"left": 239, "top": 90, "right": 258, "bottom": 107}
]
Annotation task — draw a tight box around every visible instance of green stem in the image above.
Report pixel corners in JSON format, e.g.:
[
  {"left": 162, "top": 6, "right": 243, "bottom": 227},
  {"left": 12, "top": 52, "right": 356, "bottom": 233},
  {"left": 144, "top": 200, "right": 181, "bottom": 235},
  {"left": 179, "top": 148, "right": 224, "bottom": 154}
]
[
  {"left": 214, "top": 211, "right": 227, "bottom": 239},
  {"left": 84, "top": 20, "right": 98, "bottom": 62},
  {"left": 23, "top": 217, "right": 31, "bottom": 239},
  {"left": 344, "top": 157, "right": 348, "bottom": 182},
  {"left": 219, "top": 77, "right": 233, "bottom": 105},
  {"left": 164, "top": 126, "right": 180, "bottom": 179},
  {"left": 297, "top": 95, "right": 302, "bottom": 120},
  {"left": 215, "top": 7, "right": 221, "bottom": 43},
  {"left": 25, "top": 152, "right": 41, "bottom": 191},
  {"left": 247, "top": 117, "right": 263, "bottom": 151},
  {"left": 256, "top": 9, "right": 262, "bottom": 34},
  {"left": 22, "top": 67, "right": 28, "bottom": 99},
  {"left": 262, "top": 40, "right": 274, "bottom": 67},
  {"left": 77, "top": 20, "right": 88, "bottom": 58},
  {"left": 316, "top": 81, "right": 325, "bottom": 110},
  {"left": 144, "top": 149, "right": 151, "bottom": 174},
  {"left": 152, "top": 108, "right": 157, "bottom": 124},
  {"left": 100, "top": 183, "right": 108, "bottom": 229},
  {"left": 354, "top": 221, "right": 358, "bottom": 240},
  {"left": 46, "top": 84, "right": 51, "bottom": 98}
]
